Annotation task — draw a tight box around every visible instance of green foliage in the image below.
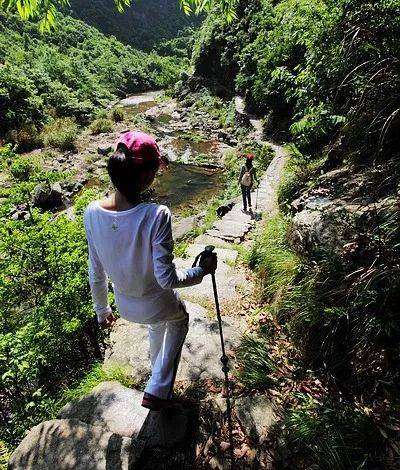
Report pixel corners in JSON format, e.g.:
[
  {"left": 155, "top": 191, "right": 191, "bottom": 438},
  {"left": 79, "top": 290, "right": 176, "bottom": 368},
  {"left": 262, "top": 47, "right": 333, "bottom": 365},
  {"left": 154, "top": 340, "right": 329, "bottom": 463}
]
[
  {"left": 41, "top": 117, "right": 79, "bottom": 150},
  {"left": 3, "top": 0, "right": 239, "bottom": 31},
  {"left": 89, "top": 117, "right": 113, "bottom": 135},
  {"left": 73, "top": 2, "right": 199, "bottom": 51},
  {"left": 191, "top": 92, "right": 236, "bottom": 129},
  {"left": 180, "top": 130, "right": 207, "bottom": 143},
  {"left": 194, "top": 0, "right": 400, "bottom": 159},
  {"left": 247, "top": 214, "right": 302, "bottom": 302},
  {"left": 0, "top": 440, "right": 11, "bottom": 470},
  {"left": 0, "top": 12, "right": 186, "bottom": 143},
  {"left": 155, "top": 28, "right": 196, "bottom": 58},
  {"left": 277, "top": 144, "right": 325, "bottom": 212},
  {"left": 61, "top": 363, "right": 137, "bottom": 403},
  {"left": 9, "top": 157, "right": 36, "bottom": 181},
  {"left": 0, "top": 187, "right": 106, "bottom": 446},
  {"left": 279, "top": 396, "right": 385, "bottom": 470},
  {"left": 0, "top": 144, "right": 16, "bottom": 170},
  {"left": 173, "top": 240, "right": 189, "bottom": 259}
]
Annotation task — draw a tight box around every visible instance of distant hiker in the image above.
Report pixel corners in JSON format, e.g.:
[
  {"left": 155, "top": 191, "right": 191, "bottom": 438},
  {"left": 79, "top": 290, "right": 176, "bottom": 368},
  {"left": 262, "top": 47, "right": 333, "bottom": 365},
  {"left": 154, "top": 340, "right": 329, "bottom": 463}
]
[
  {"left": 239, "top": 153, "right": 257, "bottom": 212},
  {"left": 84, "top": 130, "right": 217, "bottom": 411}
]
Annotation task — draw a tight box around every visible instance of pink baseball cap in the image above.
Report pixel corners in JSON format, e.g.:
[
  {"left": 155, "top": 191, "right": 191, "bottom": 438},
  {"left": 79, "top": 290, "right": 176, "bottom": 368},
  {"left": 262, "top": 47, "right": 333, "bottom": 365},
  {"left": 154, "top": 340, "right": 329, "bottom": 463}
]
[{"left": 116, "top": 130, "right": 162, "bottom": 165}]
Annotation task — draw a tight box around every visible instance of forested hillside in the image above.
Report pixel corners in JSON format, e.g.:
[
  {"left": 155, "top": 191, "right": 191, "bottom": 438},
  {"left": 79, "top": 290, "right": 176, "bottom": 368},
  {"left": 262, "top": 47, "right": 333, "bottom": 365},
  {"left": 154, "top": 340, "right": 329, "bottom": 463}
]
[
  {"left": 0, "top": 12, "right": 185, "bottom": 149},
  {"left": 1, "top": 0, "right": 400, "bottom": 468},
  {"left": 70, "top": 0, "right": 199, "bottom": 49}
]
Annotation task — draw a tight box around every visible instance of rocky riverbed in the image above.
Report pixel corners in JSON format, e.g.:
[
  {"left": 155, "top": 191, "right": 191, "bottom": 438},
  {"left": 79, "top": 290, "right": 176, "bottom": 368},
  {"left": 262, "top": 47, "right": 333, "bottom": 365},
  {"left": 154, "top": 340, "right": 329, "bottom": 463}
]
[{"left": 4, "top": 90, "right": 246, "bottom": 225}]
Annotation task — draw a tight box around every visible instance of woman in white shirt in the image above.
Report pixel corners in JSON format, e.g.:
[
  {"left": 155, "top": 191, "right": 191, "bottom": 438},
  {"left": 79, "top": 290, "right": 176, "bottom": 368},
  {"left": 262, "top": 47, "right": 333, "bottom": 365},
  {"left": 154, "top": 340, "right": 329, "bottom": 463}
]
[{"left": 84, "top": 130, "right": 217, "bottom": 411}]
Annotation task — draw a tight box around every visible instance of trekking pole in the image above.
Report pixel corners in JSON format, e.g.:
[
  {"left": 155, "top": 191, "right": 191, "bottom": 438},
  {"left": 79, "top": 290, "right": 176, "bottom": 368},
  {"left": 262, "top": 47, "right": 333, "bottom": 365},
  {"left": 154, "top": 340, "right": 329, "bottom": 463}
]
[
  {"left": 193, "top": 246, "right": 235, "bottom": 469},
  {"left": 255, "top": 184, "right": 259, "bottom": 212}
]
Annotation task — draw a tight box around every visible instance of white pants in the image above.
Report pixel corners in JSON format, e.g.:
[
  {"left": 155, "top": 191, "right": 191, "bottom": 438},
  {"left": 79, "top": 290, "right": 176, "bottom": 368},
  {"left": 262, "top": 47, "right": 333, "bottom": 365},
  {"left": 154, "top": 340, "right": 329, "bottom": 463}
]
[{"left": 144, "top": 303, "right": 189, "bottom": 399}]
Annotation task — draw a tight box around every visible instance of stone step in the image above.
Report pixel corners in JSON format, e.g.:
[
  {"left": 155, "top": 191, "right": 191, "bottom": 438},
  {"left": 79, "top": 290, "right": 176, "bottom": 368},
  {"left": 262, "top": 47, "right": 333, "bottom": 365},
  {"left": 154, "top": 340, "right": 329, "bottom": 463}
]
[
  {"left": 193, "top": 233, "right": 232, "bottom": 248},
  {"left": 175, "top": 257, "right": 246, "bottom": 302},
  {"left": 185, "top": 244, "right": 238, "bottom": 263},
  {"left": 104, "top": 301, "right": 246, "bottom": 383}
]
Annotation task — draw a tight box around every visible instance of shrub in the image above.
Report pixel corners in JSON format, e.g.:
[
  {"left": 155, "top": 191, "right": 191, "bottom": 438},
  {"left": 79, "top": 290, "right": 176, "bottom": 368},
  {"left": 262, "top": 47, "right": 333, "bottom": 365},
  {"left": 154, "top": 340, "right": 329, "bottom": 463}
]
[
  {"left": 111, "top": 108, "right": 125, "bottom": 123},
  {"left": 0, "top": 189, "right": 108, "bottom": 447},
  {"left": 0, "top": 145, "right": 16, "bottom": 170},
  {"left": 41, "top": 117, "right": 79, "bottom": 151},
  {"left": 9, "top": 158, "right": 36, "bottom": 181},
  {"left": 89, "top": 118, "right": 113, "bottom": 135},
  {"left": 5, "top": 125, "right": 43, "bottom": 152}
]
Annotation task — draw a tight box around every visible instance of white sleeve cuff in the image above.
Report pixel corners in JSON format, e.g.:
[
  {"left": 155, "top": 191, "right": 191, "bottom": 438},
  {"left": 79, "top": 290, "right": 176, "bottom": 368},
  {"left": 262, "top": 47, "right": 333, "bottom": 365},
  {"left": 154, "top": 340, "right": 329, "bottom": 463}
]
[{"left": 96, "top": 306, "right": 112, "bottom": 324}]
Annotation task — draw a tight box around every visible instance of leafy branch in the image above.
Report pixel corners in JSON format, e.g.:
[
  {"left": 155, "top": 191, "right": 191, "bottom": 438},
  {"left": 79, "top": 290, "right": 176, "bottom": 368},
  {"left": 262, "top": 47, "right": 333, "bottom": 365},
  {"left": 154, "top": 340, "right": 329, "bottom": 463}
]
[{"left": 0, "top": 0, "right": 238, "bottom": 30}]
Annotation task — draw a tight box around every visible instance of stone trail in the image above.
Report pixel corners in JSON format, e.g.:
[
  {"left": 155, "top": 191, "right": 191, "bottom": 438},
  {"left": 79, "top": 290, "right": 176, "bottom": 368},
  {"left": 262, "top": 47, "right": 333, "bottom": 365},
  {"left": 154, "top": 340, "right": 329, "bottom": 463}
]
[
  {"left": 9, "top": 100, "right": 287, "bottom": 469},
  {"left": 104, "top": 301, "right": 246, "bottom": 383}
]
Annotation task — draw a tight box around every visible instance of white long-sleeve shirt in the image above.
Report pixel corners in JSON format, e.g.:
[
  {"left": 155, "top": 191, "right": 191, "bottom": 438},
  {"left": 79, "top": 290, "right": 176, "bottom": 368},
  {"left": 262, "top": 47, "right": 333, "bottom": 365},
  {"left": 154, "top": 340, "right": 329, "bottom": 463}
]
[{"left": 84, "top": 201, "right": 204, "bottom": 324}]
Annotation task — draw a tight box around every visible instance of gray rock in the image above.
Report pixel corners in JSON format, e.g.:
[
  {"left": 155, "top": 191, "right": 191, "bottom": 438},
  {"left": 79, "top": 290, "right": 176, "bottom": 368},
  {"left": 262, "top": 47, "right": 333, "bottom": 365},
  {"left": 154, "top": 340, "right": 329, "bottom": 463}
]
[
  {"left": 235, "top": 396, "right": 278, "bottom": 443},
  {"left": 58, "top": 381, "right": 189, "bottom": 448},
  {"left": 104, "top": 302, "right": 246, "bottom": 383},
  {"left": 32, "top": 182, "right": 63, "bottom": 209},
  {"left": 290, "top": 205, "right": 354, "bottom": 256},
  {"left": 11, "top": 210, "right": 28, "bottom": 220},
  {"left": 8, "top": 419, "right": 140, "bottom": 470},
  {"left": 173, "top": 216, "right": 196, "bottom": 241},
  {"left": 97, "top": 144, "right": 113, "bottom": 156}
]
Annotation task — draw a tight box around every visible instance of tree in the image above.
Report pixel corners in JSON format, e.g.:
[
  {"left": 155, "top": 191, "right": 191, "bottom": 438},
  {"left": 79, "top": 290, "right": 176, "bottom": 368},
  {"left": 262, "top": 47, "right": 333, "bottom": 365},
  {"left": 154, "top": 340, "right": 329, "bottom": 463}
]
[{"left": 0, "top": 0, "right": 238, "bottom": 31}]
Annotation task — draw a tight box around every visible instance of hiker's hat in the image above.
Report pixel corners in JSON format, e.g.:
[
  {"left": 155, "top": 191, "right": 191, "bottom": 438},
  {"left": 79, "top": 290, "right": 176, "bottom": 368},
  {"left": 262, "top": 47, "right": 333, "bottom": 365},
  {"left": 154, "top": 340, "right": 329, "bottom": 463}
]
[{"left": 116, "top": 130, "right": 168, "bottom": 168}]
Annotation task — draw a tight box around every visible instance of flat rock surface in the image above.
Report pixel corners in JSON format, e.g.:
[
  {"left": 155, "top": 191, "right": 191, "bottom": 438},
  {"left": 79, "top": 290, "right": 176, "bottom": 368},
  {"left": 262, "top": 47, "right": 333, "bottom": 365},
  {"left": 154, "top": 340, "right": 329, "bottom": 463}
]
[
  {"left": 173, "top": 215, "right": 195, "bottom": 241},
  {"left": 174, "top": 257, "right": 246, "bottom": 304},
  {"left": 8, "top": 419, "right": 139, "bottom": 470},
  {"left": 104, "top": 301, "right": 246, "bottom": 383},
  {"left": 59, "top": 381, "right": 189, "bottom": 448},
  {"left": 235, "top": 396, "right": 278, "bottom": 444}
]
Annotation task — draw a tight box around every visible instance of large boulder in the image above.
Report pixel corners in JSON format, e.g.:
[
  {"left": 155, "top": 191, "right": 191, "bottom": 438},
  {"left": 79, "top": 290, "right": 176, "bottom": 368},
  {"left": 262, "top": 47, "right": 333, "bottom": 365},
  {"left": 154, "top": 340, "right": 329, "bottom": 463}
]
[
  {"left": 32, "top": 182, "right": 64, "bottom": 210},
  {"left": 58, "top": 381, "right": 190, "bottom": 448},
  {"left": 8, "top": 419, "right": 140, "bottom": 470}
]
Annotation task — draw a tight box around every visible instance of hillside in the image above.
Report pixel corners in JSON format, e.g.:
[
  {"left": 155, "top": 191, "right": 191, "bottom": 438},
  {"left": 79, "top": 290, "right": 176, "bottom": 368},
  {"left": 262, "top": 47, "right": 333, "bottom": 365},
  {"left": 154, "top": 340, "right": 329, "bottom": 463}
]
[
  {"left": 0, "top": 12, "right": 186, "bottom": 149},
  {"left": 69, "top": 0, "right": 200, "bottom": 49}
]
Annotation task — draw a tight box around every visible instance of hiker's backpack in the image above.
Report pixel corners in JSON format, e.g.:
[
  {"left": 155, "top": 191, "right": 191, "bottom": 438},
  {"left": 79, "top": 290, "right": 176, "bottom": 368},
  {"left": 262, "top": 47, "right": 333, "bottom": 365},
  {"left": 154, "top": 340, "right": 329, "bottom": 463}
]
[{"left": 241, "top": 169, "right": 252, "bottom": 187}]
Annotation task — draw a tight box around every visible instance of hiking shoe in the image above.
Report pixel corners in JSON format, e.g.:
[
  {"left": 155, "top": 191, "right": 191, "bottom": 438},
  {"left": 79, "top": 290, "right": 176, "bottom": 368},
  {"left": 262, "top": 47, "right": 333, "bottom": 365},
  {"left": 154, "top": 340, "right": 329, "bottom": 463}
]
[{"left": 141, "top": 392, "right": 174, "bottom": 411}]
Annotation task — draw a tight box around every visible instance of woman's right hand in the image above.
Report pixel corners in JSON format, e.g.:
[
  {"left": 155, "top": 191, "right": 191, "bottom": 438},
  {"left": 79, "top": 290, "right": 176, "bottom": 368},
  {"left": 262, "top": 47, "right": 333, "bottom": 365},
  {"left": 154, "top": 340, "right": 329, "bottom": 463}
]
[{"left": 199, "top": 252, "right": 217, "bottom": 275}]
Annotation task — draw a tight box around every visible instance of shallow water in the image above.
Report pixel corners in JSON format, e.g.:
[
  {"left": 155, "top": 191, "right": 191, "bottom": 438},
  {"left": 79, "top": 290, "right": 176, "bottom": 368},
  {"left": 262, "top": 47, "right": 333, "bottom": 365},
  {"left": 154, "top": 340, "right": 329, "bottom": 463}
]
[
  {"left": 152, "top": 163, "right": 222, "bottom": 214},
  {"left": 116, "top": 92, "right": 223, "bottom": 214}
]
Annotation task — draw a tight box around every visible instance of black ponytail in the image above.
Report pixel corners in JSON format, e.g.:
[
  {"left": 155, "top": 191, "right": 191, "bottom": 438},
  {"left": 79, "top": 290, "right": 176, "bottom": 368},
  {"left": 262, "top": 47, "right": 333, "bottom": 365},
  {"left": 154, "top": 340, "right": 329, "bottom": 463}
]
[{"left": 107, "top": 145, "right": 142, "bottom": 204}]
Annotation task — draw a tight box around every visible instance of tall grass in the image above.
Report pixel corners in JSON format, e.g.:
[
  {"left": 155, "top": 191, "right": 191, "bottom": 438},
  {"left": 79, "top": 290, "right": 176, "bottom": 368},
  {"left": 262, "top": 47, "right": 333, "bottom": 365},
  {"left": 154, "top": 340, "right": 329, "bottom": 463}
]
[
  {"left": 235, "top": 333, "right": 278, "bottom": 388},
  {"left": 246, "top": 214, "right": 302, "bottom": 303},
  {"left": 279, "top": 398, "right": 385, "bottom": 470}
]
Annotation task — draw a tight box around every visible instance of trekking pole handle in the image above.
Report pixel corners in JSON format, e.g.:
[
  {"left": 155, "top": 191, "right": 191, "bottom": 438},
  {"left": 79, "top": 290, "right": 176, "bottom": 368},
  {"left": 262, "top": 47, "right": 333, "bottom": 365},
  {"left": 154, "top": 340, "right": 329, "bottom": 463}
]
[{"left": 192, "top": 245, "right": 216, "bottom": 268}]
